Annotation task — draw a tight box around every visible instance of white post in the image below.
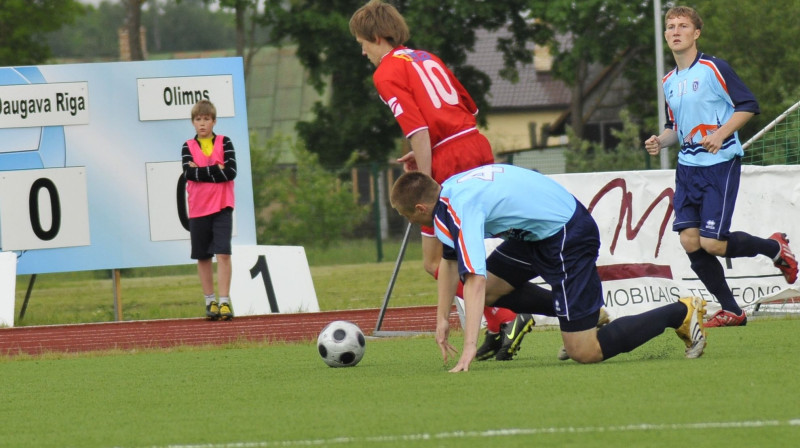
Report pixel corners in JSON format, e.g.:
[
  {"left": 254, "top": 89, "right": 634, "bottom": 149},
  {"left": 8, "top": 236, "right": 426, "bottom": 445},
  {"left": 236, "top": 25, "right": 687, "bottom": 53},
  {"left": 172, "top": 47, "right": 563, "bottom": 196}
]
[
  {"left": 0, "top": 252, "right": 17, "bottom": 327},
  {"left": 654, "top": 0, "right": 669, "bottom": 169}
]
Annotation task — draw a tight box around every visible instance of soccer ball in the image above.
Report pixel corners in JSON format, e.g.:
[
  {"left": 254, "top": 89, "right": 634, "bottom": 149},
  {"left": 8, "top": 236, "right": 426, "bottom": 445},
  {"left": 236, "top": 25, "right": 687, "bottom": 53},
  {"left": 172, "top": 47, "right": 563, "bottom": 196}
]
[{"left": 317, "top": 320, "right": 366, "bottom": 367}]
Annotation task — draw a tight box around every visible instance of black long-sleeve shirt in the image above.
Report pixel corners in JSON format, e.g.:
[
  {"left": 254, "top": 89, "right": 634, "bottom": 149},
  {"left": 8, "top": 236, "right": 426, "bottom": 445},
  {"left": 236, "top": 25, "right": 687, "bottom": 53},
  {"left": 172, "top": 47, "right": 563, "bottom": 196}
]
[{"left": 181, "top": 134, "right": 237, "bottom": 183}]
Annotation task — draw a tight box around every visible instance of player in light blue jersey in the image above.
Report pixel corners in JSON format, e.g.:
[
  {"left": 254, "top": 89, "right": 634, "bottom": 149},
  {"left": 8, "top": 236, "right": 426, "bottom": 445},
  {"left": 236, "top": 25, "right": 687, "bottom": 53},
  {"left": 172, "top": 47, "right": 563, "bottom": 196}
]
[
  {"left": 390, "top": 165, "right": 709, "bottom": 372},
  {"left": 645, "top": 6, "right": 797, "bottom": 328}
]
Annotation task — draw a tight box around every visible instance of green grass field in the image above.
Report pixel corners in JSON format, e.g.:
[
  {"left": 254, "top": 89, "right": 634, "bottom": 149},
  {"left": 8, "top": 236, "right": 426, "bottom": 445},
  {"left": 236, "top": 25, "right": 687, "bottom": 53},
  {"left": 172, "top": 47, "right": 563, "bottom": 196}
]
[
  {"left": 6, "top": 239, "right": 800, "bottom": 447},
  {"left": 1, "top": 317, "right": 799, "bottom": 447}
]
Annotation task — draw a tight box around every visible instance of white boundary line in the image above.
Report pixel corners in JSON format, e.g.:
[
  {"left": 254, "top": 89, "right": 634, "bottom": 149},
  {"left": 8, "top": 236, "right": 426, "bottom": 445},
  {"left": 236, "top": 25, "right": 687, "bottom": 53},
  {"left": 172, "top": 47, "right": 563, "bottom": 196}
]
[{"left": 142, "top": 418, "right": 800, "bottom": 448}]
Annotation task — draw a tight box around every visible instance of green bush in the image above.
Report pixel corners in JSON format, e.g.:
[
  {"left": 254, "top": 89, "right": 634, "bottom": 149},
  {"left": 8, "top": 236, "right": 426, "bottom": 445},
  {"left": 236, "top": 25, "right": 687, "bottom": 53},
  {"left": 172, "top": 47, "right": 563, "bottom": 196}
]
[
  {"left": 250, "top": 135, "right": 369, "bottom": 248},
  {"left": 566, "top": 109, "right": 668, "bottom": 172}
]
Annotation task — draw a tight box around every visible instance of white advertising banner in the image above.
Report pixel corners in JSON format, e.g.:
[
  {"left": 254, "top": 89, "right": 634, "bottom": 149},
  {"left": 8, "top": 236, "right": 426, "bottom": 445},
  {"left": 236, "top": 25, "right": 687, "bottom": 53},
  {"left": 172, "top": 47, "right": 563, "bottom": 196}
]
[{"left": 548, "top": 165, "right": 800, "bottom": 319}]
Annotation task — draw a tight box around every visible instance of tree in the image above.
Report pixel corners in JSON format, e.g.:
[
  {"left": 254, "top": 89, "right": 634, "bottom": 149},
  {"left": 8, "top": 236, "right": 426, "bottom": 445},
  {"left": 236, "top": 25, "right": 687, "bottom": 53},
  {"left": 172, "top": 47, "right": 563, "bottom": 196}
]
[
  {"left": 47, "top": 1, "right": 126, "bottom": 60},
  {"left": 150, "top": 1, "right": 238, "bottom": 53},
  {"left": 48, "top": 1, "right": 242, "bottom": 60},
  {"left": 251, "top": 136, "right": 369, "bottom": 247},
  {"left": 212, "top": 0, "right": 271, "bottom": 79},
  {"left": 524, "top": 0, "right": 655, "bottom": 141},
  {"left": 566, "top": 109, "right": 658, "bottom": 173},
  {"left": 261, "top": 0, "right": 542, "bottom": 171},
  {"left": 125, "top": 0, "right": 147, "bottom": 60},
  {"left": 0, "top": 0, "right": 85, "bottom": 65}
]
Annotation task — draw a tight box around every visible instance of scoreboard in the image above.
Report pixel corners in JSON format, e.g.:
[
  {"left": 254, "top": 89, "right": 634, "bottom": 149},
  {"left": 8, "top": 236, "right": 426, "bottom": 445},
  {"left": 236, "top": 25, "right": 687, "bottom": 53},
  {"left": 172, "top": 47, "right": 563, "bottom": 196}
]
[{"left": 0, "top": 58, "right": 256, "bottom": 275}]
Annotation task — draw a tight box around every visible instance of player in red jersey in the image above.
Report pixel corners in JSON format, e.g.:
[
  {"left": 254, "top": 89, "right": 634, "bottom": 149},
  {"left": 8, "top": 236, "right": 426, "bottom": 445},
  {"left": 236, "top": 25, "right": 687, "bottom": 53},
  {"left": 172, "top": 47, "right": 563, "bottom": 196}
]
[{"left": 350, "top": 0, "right": 534, "bottom": 360}]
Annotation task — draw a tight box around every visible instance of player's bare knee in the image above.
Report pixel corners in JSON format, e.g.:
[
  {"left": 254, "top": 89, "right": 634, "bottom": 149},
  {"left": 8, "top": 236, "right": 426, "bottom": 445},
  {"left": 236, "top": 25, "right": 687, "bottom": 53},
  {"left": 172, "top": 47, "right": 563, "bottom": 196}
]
[
  {"left": 567, "top": 347, "right": 603, "bottom": 364},
  {"left": 700, "top": 239, "right": 726, "bottom": 257}
]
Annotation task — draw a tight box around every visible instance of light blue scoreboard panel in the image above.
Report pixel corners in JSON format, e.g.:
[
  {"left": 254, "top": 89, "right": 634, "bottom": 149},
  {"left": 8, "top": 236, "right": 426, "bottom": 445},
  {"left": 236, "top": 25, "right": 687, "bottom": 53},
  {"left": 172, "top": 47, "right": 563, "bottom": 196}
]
[{"left": 0, "top": 58, "right": 257, "bottom": 274}]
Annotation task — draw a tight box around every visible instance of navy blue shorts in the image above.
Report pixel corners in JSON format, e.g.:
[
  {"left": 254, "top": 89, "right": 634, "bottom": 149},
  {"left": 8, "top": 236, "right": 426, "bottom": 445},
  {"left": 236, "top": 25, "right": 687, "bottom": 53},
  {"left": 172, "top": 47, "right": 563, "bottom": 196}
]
[
  {"left": 486, "top": 202, "right": 604, "bottom": 331},
  {"left": 189, "top": 207, "right": 233, "bottom": 260},
  {"left": 673, "top": 157, "right": 740, "bottom": 240}
]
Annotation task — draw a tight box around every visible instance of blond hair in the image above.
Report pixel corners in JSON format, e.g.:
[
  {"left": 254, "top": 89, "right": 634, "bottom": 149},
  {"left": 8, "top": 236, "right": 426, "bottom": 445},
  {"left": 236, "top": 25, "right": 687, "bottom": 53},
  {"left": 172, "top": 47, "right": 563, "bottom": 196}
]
[
  {"left": 349, "top": 0, "right": 410, "bottom": 47},
  {"left": 191, "top": 99, "right": 217, "bottom": 120},
  {"left": 665, "top": 6, "right": 703, "bottom": 30}
]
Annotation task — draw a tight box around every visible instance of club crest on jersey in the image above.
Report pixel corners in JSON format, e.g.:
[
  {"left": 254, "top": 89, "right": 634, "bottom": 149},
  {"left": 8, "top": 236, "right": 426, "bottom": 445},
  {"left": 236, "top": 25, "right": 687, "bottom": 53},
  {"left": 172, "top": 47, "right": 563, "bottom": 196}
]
[
  {"left": 393, "top": 49, "right": 431, "bottom": 64},
  {"left": 693, "top": 80, "right": 700, "bottom": 91}
]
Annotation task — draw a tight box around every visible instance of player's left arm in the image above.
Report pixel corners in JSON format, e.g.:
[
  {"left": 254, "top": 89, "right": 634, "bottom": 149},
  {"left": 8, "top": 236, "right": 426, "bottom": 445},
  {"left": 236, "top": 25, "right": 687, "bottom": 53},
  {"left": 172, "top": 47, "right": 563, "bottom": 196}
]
[
  {"left": 218, "top": 136, "right": 237, "bottom": 181},
  {"left": 449, "top": 273, "right": 485, "bottom": 373},
  {"left": 701, "top": 111, "right": 754, "bottom": 154},
  {"left": 701, "top": 60, "right": 759, "bottom": 153}
]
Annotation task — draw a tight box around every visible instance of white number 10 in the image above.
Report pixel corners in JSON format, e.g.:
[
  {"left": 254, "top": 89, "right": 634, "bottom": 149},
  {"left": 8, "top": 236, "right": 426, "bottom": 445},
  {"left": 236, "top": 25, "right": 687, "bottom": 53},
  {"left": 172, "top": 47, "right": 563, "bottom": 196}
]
[{"left": 411, "top": 59, "right": 458, "bottom": 109}]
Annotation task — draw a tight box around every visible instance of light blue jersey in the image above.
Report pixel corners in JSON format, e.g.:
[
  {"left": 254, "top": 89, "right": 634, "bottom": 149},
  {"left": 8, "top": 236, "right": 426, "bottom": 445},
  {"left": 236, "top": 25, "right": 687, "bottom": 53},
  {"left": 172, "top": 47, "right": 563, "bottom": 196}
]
[
  {"left": 433, "top": 164, "right": 577, "bottom": 277},
  {"left": 662, "top": 53, "right": 759, "bottom": 167}
]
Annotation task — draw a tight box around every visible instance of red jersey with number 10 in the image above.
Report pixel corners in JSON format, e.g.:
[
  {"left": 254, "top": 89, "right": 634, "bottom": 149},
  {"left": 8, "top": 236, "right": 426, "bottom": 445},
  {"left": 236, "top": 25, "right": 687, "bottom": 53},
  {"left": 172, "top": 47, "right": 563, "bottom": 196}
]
[{"left": 373, "top": 46, "right": 479, "bottom": 149}]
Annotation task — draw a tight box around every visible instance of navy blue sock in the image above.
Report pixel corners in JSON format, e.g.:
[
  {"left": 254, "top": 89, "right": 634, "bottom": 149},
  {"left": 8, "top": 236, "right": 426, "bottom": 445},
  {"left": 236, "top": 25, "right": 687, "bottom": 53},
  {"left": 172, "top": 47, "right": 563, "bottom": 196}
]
[
  {"left": 725, "top": 231, "right": 780, "bottom": 259},
  {"left": 596, "top": 302, "right": 686, "bottom": 360},
  {"left": 687, "top": 249, "right": 740, "bottom": 314},
  {"left": 492, "top": 282, "right": 556, "bottom": 316}
]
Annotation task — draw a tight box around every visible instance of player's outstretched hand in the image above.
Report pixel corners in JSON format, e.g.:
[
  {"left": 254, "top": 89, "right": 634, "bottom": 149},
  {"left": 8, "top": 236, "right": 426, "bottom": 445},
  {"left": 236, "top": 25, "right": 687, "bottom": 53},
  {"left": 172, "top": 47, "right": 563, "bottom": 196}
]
[
  {"left": 449, "top": 349, "right": 476, "bottom": 373},
  {"left": 436, "top": 320, "right": 458, "bottom": 365},
  {"left": 396, "top": 151, "right": 418, "bottom": 173}
]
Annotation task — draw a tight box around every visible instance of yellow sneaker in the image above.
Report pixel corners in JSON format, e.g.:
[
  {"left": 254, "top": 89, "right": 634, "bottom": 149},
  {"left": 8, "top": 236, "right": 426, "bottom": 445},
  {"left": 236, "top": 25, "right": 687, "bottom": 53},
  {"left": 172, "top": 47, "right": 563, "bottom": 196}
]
[
  {"left": 675, "top": 297, "right": 707, "bottom": 359},
  {"left": 206, "top": 301, "right": 220, "bottom": 320},
  {"left": 219, "top": 302, "right": 234, "bottom": 321}
]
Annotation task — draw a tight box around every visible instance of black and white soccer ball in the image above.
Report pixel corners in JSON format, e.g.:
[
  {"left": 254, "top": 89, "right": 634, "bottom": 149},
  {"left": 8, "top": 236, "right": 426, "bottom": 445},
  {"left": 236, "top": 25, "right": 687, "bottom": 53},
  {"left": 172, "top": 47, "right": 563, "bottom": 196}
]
[{"left": 317, "top": 320, "right": 366, "bottom": 367}]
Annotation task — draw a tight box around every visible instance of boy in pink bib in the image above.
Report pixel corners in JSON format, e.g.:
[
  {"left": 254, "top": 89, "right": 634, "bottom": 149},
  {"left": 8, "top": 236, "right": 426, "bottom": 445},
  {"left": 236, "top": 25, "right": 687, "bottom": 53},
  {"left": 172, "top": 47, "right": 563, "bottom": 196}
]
[{"left": 181, "top": 99, "right": 237, "bottom": 320}]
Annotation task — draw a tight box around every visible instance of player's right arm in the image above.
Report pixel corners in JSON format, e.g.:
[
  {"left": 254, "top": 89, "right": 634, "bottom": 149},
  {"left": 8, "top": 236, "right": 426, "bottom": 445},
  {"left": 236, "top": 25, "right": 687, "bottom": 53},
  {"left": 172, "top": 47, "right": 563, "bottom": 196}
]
[
  {"left": 645, "top": 128, "right": 678, "bottom": 155},
  {"left": 397, "top": 130, "right": 432, "bottom": 175},
  {"left": 435, "top": 257, "right": 460, "bottom": 364}
]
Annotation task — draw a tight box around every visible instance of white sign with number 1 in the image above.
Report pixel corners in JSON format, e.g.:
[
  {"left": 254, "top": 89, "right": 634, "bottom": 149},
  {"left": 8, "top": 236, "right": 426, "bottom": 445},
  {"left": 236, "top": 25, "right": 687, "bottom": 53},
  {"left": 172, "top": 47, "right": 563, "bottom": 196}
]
[{"left": 229, "top": 245, "right": 319, "bottom": 316}]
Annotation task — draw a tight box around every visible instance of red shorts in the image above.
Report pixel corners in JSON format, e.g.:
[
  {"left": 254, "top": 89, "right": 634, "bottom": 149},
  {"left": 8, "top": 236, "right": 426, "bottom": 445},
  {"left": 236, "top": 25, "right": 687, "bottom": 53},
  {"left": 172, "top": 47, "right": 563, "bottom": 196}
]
[{"left": 421, "top": 131, "right": 494, "bottom": 237}]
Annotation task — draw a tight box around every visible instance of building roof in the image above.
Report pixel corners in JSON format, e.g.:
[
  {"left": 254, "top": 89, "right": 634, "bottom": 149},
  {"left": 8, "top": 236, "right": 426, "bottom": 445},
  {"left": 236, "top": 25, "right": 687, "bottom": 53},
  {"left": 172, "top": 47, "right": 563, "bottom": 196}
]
[{"left": 466, "top": 28, "right": 571, "bottom": 111}]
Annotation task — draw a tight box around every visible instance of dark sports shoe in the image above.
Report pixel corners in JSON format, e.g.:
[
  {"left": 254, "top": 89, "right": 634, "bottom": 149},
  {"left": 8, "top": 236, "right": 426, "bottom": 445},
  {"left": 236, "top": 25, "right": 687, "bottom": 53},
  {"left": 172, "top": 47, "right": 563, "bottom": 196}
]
[
  {"left": 206, "top": 301, "right": 221, "bottom": 321},
  {"left": 496, "top": 313, "right": 534, "bottom": 361},
  {"left": 219, "top": 302, "right": 234, "bottom": 321},
  {"left": 769, "top": 232, "right": 797, "bottom": 284},
  {"left": 704, "top": 309, "right": 747, "bottom": 327},
  {"left": 475, "top": 331, "right": 501, "bottom": 361}
]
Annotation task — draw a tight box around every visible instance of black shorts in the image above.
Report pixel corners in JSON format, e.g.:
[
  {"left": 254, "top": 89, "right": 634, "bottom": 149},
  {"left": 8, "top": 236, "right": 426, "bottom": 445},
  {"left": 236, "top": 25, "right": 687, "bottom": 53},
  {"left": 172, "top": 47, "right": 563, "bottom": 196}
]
[
  {"left": 486, "top": 202, "right": 604, "bottom": 331},
  {"left": 189, "top": 207, "right": 233, "bottom": 260},
  {"left": 673, "top": 156, "right": 740, "bottom": 239}
]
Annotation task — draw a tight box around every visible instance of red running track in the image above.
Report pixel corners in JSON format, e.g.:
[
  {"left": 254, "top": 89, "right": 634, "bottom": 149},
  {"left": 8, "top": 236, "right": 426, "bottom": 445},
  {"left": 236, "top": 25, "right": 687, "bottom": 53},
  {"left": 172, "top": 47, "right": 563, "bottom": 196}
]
[{"left": 0, "top": 306, "right": 461, "bottom": 356}]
